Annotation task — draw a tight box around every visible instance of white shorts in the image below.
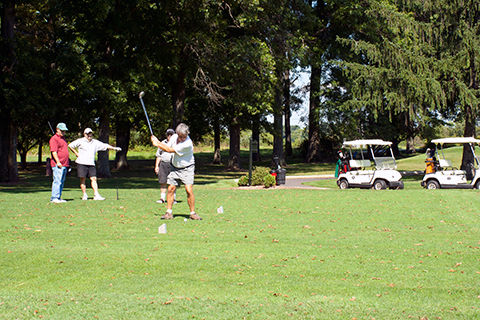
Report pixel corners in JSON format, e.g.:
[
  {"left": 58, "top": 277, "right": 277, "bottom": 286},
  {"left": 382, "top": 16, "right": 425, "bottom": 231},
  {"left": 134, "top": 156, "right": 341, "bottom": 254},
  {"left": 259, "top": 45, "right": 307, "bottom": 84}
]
[{"left": 167, "top": 164, "right": 195, "bottom": 186}]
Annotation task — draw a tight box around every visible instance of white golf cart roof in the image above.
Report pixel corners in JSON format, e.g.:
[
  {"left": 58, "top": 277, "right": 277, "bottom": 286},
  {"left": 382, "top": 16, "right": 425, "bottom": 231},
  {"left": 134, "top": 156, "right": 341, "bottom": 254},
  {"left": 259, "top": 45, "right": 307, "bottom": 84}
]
[
  {"left": 342, "top": 139, "right": 392, "bottom": 148},
  {"left": 432, "top": 137, "right": 480, "bottom": 144}
]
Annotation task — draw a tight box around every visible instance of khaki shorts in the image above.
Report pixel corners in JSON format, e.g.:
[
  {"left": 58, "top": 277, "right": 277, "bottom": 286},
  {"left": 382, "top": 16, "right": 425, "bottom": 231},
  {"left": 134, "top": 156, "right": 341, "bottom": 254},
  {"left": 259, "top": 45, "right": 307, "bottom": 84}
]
[{"left": 167, "top": 164, "right": 195, "bottom": 186}]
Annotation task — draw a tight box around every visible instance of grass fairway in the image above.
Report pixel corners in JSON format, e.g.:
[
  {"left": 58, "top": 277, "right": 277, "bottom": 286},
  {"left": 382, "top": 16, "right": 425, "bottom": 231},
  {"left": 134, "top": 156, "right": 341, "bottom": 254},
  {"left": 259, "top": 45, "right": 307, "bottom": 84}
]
[{"left": 1, "top": 162, "right": 480, "bottom": 319}]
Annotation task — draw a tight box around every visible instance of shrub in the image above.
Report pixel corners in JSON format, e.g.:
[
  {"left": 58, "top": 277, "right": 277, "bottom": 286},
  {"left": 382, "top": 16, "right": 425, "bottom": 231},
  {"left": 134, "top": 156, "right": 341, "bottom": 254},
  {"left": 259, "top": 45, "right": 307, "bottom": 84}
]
[
  {"left": 263, "top": 174, "right": 276, "bottom": 188},
  {"left": 237, "top": 175, "right": 249, "bottom": 186},
  {"left": 251, "top": 166, "right": 270, "bottom": 186}
]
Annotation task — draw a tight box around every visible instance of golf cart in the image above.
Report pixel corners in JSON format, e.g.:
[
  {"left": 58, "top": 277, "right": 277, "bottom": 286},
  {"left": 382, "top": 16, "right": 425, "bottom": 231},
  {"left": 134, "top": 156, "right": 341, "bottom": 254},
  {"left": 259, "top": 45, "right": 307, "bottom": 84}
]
[
  {"left": 421, "top": 137, "right": 480, "bottom": 189},
  {"left": 337, "top": 139, "right": 404, "bottom": 190}
]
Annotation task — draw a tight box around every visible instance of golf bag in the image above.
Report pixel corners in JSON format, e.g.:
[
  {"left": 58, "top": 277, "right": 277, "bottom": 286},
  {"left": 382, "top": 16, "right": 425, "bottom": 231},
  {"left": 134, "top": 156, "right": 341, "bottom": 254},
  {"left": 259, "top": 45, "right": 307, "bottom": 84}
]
[{"left": 335, "top": 151, "right": 350, "bottom": 178}]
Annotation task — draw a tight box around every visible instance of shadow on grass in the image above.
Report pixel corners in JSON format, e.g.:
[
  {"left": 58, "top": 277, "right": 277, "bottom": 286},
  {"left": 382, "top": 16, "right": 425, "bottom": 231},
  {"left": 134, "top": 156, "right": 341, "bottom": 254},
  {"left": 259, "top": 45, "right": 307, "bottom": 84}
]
[
  {"left": 1, "top": 149, "right": 336, "bottom": 194},
  {"left": 0, "top": 158, "right": 245, "bottom": 194}
]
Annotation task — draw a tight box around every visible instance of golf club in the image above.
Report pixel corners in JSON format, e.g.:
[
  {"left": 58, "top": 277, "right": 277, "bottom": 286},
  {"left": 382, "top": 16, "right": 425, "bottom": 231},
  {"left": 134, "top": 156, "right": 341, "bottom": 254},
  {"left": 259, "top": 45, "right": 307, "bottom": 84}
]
[
  {"left": 138, "top": 91, "right": 153, "bottom": 135},
  {"left": 48, "top": 121, "right": 54, "bottom": 134}
]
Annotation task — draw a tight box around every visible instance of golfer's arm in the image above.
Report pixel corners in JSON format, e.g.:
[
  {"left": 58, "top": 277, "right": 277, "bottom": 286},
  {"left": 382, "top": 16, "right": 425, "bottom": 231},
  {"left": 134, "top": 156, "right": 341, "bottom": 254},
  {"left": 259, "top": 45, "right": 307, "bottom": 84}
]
[
  {"left": 155, "top": 157, "right": 161, "bottom": 168},
  {"left": 52, "top": 151, "right": 61, "bottom": 166},
  {"left": 68, "top": 146, "right": 79, "bottom": 157},
  {"left": 155, "top": 141, "right": 175, "bottom": 153}
]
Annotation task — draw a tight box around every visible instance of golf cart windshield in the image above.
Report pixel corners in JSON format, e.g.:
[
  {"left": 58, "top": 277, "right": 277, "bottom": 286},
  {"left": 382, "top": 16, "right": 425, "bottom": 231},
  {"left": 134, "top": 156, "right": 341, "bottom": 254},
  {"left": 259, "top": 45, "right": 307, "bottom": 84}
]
[
  {"left": 342, "top": 139, "right": 397, "bottom": 169},
  {"left": 431, "top": 137, "right": 480, "bottom": 167}
]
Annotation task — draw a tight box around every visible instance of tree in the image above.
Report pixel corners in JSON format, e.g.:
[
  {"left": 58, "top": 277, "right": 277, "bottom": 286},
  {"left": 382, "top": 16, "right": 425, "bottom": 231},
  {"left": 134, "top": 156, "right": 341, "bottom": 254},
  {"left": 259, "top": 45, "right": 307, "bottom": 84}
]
[
  {"left": 424, "top": 0, "right": 480, "bottom": 169},
  {"left": 337, "top": 0, "right": 444, "bottom": 150},
  {"left": 0, "top": 0, "right": 18, "bottom": 182}
]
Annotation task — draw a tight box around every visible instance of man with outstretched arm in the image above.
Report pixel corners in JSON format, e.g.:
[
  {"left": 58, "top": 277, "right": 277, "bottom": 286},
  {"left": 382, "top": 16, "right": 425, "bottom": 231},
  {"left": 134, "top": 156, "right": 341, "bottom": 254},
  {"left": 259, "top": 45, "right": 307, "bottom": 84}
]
[
  {"left": 69, "top": 128, "right": 121, "bottom": 200},
  {"left": 150, "top": 123, "right": 202, "bottom": 220}
]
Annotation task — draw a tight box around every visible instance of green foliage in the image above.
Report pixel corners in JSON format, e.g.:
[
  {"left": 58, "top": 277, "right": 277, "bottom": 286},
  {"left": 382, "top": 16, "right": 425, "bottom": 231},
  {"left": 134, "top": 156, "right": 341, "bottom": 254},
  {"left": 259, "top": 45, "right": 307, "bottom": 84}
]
[
  {"left": 263, "top": 174, "right": 276, "bottom": 188},
  {"left": 237, "top": 175, "right": 249, "bottom": 186},
  {"left": 251, "top": 166, "right": 271, "bottom": 186}
]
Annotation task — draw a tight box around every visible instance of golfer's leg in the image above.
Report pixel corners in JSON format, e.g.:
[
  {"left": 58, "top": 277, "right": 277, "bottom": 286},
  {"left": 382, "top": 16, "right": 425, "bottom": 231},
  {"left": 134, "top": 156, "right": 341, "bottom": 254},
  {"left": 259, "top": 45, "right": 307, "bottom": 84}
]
[
  {"left": 160, "top": 183, "right": 167, "bottom": 201},
  {"left": 58, "top": 167, "right": 67, "bottom": 198},
  {"left": 91, "top": 177, "right": 99, "bottom": 194},
  {"left": 51, "top": 167, "right": 62, "bottom": 200},
  {"left": 80, "top": 177, "right": 87, "bottom": 194},
  {"left": 167, "top": 185, "right": 176, "bottom": 210},
  {"left": 185, "top": 184, "right": 195, "bottom": 212}
]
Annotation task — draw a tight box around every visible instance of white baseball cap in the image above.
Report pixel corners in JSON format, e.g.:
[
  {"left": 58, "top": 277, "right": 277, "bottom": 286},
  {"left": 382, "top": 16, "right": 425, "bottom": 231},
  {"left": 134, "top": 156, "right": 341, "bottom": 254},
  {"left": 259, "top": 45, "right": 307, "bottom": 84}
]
[{"left": 84, "top": 128, "right": 93, "bottom": 134}]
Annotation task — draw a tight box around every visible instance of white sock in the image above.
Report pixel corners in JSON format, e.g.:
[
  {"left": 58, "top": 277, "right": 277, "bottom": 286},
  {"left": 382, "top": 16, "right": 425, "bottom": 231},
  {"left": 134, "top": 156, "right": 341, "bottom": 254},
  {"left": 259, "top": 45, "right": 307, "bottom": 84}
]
[
  {"left": 166, "top": 209, "right": 173, "bottom": 214},
  {"left": 160, "top": 192, "right": 166, "bottom": 200},
  {"left": 190, "top": 211, "right": 195, "bottom": 215}
]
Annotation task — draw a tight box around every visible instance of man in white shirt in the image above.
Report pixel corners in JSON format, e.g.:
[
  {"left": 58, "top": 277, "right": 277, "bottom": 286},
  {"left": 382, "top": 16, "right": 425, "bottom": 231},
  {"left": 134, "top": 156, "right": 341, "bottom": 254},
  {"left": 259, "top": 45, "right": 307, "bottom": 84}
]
[
  {"left": 69, "top": 128, "right": 121, "bottom": 200},
  {"left": 151, "top": 123, "right": 202, "bottom": 220}
]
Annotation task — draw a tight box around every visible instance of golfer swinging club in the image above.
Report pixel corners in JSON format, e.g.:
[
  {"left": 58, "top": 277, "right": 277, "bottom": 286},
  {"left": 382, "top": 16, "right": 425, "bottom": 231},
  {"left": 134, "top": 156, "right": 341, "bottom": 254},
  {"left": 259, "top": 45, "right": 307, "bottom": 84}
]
[
  {"left": 151, "top": 123, "right": 202, "bottom": 220},
  {"left": 69, "top": 128, "right": 121, "bottom": 200}
]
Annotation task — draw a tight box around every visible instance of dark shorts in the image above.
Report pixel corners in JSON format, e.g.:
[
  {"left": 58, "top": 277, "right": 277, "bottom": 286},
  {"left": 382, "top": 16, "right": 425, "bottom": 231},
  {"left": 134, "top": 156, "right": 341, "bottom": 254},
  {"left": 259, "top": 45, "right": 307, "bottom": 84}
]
[
  {"left": 77, "top": 164, "right": 96, "bottom": 178},
  {"left": 158, "top": 161, "right": 172, "bottom": 184}
]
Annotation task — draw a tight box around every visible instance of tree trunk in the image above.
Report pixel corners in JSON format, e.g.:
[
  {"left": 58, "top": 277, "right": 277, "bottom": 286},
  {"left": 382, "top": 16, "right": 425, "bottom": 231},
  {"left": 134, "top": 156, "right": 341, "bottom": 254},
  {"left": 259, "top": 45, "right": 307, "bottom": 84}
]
[
  {"left": 19, "top": 150, "right": 27, "bottom": 170},
  {"left": 172, "top": 63, "right": 186, "bottom": 129},
  {"left": 0, "top": 112, "right": 18, "bottom": 182},
  {"left": 97, "top": 108, "right": 111, "bottom": 178},
  {"left": 405, "top": 111, "right": 416, "bottom": 154},
  {"left": 0, "top": 0, "right": 18, "bottom": 182},
  {"left": 114, "top": 117, "right": 130, "bottom": 170},
  {"left": 306, "top": 65, "right": 322, "bottom": 162},
  {"left": 391, "top": 138, "right": 400, "bottom": 158},
  {"left": 284, "top": 69, "right": 292, "bottom": 157},
  {"left": 37, "top": 142, "right": 42, "bottom": 164},
  {"left": 405, "top": 136, "right": 415, "bottom": 154},
  {"left": 461, "top": 104, "right": 476, "bottom": 174},
  {"left": 212, "top": 115, "right": 221, "bottom": 164},
  {"left": 272, "top": 66, "right": 286, "bottom": 167},
  {"left": 252, "top": 114, "right": 261, "bottom": 162},
  {"left": 461, "top": 49, "right": 477, "bottom": 175},
  {"left": 228, "top": 117, "right": 241, "bottom": 170}
]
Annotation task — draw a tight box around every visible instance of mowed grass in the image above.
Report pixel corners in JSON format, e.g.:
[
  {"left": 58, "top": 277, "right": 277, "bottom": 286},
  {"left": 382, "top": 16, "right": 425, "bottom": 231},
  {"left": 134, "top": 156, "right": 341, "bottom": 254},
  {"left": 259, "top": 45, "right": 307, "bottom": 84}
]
[{"left": 2, "top": 159, "right": 480, "bottom": 319}]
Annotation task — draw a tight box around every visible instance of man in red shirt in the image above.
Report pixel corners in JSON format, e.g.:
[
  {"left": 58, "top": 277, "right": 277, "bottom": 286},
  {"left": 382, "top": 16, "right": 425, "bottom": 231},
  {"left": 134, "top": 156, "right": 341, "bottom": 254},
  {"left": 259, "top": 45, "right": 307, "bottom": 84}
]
[{"left": 49, "top": 123, "right": 77, "bottom": 203}]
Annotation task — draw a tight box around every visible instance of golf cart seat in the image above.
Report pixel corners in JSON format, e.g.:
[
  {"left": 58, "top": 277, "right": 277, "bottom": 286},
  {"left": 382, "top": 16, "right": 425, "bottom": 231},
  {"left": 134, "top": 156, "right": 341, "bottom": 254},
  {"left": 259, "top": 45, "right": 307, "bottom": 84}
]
[
  {"left": 438, "top": 159, "right": 455, "bottom": 169},
  {"left": 349, "top": 159, "right": 371, "bottom": 169}
]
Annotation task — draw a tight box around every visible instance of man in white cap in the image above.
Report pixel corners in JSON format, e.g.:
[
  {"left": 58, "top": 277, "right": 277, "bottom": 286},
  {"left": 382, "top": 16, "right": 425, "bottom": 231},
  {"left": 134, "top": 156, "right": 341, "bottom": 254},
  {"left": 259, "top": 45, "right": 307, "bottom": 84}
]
[
  {"left": 69, "top": 128, "right": 121, "bottom": 200},
  {"left": 49, "top": 122, "right": 75, "bottom": 203}
]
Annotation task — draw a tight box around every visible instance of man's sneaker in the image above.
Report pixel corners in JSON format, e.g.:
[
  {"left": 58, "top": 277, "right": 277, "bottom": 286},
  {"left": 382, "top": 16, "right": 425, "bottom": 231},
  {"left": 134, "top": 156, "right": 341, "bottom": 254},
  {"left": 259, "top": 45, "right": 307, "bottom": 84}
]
[
  {"left": 51, "top": 199, "right": 66, "bottom": 203},
  {"left": 189, "top": 213, "right": 203, "bottom": 220},
  {"left": 93, "top": 195, "right": 105, "bottom": 201},
  {"left": 156, "top": 199, "right": 166, "bottom": 204},
  {"left": 82, "top": 194, "right": 88, "bottom": 201},
  {"left": 161, "top": 212, "right": 173, "bottom": 220}
]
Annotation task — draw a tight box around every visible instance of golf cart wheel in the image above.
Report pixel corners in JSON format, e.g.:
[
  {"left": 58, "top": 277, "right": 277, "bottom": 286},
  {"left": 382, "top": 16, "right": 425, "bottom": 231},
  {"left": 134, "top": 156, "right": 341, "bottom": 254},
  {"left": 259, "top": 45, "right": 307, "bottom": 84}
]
[
  {"left": 338, "top": 179, "right": 349, "bottom": 190},
  {"left": 373, "top": 179, "right": 387, "bottom": 190},
  {"left": 475, "top": 180, "right": 480, "bottom": 189},
  {"left": 426, "top": 180, "right": 440, "bottom": 190}
]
